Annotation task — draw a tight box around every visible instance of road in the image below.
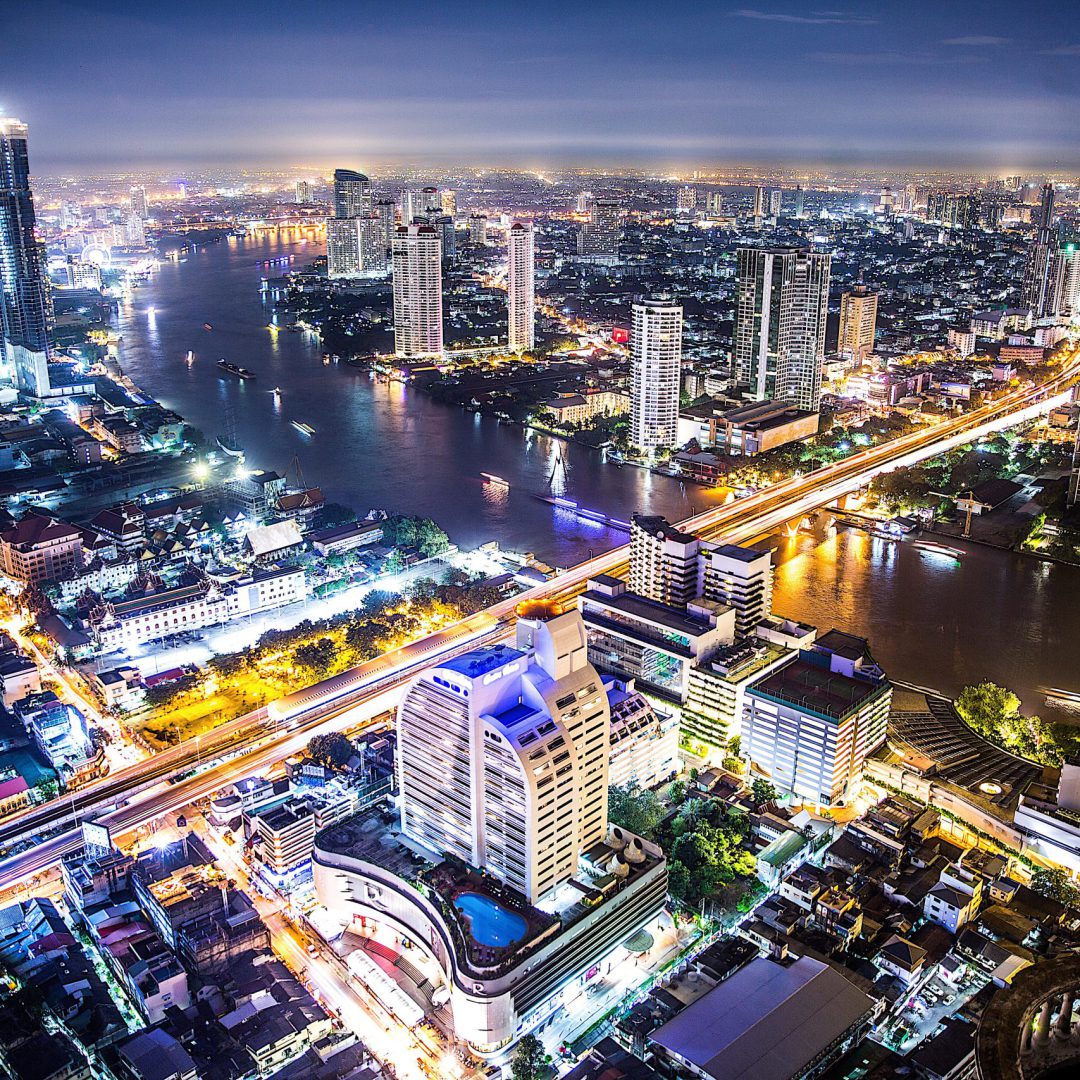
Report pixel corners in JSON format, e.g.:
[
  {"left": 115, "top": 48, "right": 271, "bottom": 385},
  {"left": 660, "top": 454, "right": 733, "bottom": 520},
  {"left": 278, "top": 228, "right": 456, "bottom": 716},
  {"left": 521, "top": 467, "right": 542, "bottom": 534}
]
[{"left": 0, "top": 351, "right": 1075, "bottom": 890}]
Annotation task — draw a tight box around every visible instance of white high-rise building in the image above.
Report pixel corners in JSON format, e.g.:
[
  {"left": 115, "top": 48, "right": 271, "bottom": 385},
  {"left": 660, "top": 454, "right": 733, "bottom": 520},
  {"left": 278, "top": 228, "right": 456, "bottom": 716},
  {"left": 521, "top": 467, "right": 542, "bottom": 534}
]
[
  {"left": 628, "top": 514, "right": 701, "bottom": 607},
  {"left": 333, "top": 169, "right": 372, "bottom": 218},
  {"left": 769, "top": 189, "right": 782, "bottom": 219},
  {"left": 124, "top": 213, "right": 146, "bottom": 247},
  {"left": 576, "top": 191, "right": 595, "bottom": 215},
  {"left": 702, "top": 544, "right": 774, "bottom": 638},
  {"left": 742, "top": 634, "right": 891, "bottom": 806},
  {"left": 630, "top": 298, "right": 682, "bottom": 453},
  {"left": 294, "top": 180, "right": 313, "bottom": 205},
  {"left": 676, "top": 186, "right": 697, "bottom": 214},
  {"left": 507, "top": 221, "right": 535, "bottom": 351},
  {"left": 328, "top": 215, "right": 389, "bottom": 279},
  {"left": 838, "top": 285, "right": 878, "bottom": 363},
  {"left": 734, "top": 246, "right": 831, "bottom": 412},
  {"left": 1049, "top": 242, "right": 1080, "bottom": 319},
  {"left": 392, "top": 224, "right": 443, "bottom": 357},
  {"left": 753, "top": 185, "right": 765, "bottom": 221},
  {"left": 441, "top": 189, "right": 457, "bottom": 216},
  {"left": 326, "top": 216, "right": 360, "bottom": 278},
  {"left": 397, "top": 607, "right": 610, "bottom": 903},
  {"left": 704, "top": 192, "right": 724, "bottom": 218},
  {"left": 129, "top": 185, "right": 148, "bottom": 220}
]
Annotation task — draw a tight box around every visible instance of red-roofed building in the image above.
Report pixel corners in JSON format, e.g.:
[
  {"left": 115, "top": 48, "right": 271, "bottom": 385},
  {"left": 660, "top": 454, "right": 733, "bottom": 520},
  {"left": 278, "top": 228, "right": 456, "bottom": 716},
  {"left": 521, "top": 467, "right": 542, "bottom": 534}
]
[
  {"left": 0, "top": 774, "right": 30, "bottom": 815},
  {"left": 0, "top": 513, "right": 85, "bottom": 585}
]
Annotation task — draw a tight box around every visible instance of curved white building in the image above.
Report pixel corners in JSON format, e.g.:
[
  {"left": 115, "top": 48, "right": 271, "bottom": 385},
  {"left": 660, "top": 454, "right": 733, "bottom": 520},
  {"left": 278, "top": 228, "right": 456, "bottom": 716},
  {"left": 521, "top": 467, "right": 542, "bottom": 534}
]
[{"left": 313, "top": 608, "right": 667, "bottom": 1051}]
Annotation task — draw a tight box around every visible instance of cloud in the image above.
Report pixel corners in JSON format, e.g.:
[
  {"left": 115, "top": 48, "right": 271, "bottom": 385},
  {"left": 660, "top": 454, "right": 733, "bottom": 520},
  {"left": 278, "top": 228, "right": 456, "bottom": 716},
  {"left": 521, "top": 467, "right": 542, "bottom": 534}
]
[
  {"left": 807, "top": 50, "right": 986, "bottom": 66},
  {"left": 732, "top": 8, "right": 877, "bottom": 25},
  {"left": 941, "top": 35, "right": 1011, "bottom": 46},
  {"left": 1041, "top": 43, "right": 1080, "bottom": 55}
]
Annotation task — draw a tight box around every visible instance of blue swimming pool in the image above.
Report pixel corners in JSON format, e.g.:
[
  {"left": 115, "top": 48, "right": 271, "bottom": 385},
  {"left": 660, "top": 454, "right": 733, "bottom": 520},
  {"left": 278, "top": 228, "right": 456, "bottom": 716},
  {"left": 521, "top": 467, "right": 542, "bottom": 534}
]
[{"left": 453, "top": 892, "right": 528, "bottom": 948}]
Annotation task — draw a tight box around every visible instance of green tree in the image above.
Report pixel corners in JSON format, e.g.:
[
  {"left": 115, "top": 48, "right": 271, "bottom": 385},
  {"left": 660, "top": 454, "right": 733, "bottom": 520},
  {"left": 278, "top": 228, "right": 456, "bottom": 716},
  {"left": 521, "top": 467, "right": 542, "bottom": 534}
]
[
  {"left": 667, "top": 780, "right": 688, "bottom": 804},
  {"left": 1030, "top": 868, "right": 1080, "bottom": 908},
  {"left": 608, "top": 781, "right": 664, "bottom": 838},
  {"left": 751, "top": 779, "right": 779, "bottom": 807},
  {"left": 511, "top": 1034, "right": 545, "bottom": 1080},
  {"left": 293, "top": 637, "right": 336, "bottom": 677},
  {"left": 956, "top": 682, "right": 1021, "bottom": 739},
  {"left": 308, "top": 732, "right": 354, "bottom": 768}
]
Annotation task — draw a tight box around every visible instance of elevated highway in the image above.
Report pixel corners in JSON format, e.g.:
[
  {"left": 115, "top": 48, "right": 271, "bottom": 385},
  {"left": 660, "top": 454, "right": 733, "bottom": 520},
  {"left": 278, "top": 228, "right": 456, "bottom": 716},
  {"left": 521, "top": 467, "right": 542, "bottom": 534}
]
[{"left": 0, "top": 354, "right": 1075, "bottom": 891}]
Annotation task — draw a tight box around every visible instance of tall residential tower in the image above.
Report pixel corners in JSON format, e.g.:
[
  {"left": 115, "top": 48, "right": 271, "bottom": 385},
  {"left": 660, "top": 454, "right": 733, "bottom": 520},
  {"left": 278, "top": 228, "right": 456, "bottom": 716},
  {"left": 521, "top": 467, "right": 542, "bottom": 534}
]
[
  {"left": 507, "top": 221, "right": 535, "bottom": 351},
  {"left": 630, "top": 299, "right": 683, "bottom": 453},
  {"left": 734, "top": 246, "right": 831, "bottom": 412},
  {"left": 391, "top": 224, "right": 443, "bottom": 357}
]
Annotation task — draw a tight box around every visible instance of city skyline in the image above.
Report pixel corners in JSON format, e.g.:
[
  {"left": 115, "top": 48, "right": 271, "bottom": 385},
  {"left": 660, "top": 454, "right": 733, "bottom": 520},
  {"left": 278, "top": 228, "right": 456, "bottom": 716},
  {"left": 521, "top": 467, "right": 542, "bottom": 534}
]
[{"left": 2, "top": 1, "right": 1079, "bottom": 172}]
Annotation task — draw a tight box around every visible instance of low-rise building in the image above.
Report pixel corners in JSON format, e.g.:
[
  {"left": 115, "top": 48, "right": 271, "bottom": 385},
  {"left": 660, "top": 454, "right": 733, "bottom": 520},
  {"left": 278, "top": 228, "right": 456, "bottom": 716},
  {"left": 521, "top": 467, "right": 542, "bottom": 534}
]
[
  {"left": 677, "top": 399, "right": 818, "bottom": 456},
  {"left": 0, "top": 513, "right": 84, "bottom": 585}
]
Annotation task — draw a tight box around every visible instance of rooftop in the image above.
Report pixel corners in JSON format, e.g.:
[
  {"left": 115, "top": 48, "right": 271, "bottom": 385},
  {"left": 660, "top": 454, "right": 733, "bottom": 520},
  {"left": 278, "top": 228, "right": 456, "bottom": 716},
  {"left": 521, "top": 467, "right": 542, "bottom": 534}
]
[
  {"left": 748, "top": 657, "right": 887, "bottom": 721},
  {"left": 649, "top": 956, "right": 872, "bottom": 1080},
  {"left": 439, "top": 644, "right": 525, "bottom": 679}
]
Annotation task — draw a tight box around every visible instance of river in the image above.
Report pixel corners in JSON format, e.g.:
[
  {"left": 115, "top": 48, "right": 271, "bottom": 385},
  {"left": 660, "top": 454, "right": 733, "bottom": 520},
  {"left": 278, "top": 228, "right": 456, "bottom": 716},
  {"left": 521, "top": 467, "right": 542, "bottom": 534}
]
[{"left": 113, "top": 230, "right": 1080, "bottom": 717}]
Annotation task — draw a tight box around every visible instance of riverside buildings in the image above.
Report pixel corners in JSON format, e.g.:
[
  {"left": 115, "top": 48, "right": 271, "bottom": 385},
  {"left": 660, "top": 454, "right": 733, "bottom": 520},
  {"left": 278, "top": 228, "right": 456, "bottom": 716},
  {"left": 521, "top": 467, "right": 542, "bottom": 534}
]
[
  {"left": 733, "top": 246, "right": 831, "bottom": 413},
  {"left": 313, "top": 606, "right": 667, "bottom": 1051},
  {"left": 507, "top": 221, "right": 535, "bottom": 351},
  {"left": 326, "top": 168, "right": 381, "bottom": 278},
  {"left": 629, "top": 299, "right": 683, "bottom": 454},
  {"left": 0, "top": 117, "right": 53, "bottom": 397},
  {"left": 392, "top": 224, "right": 443, "bottom": 357}
]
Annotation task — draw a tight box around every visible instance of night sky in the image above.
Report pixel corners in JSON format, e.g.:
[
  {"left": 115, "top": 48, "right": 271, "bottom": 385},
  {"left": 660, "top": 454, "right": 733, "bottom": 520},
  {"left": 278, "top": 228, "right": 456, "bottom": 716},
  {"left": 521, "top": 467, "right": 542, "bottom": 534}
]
[{"left": 3, "top": 0, "right": 1079, "bottom": 171}]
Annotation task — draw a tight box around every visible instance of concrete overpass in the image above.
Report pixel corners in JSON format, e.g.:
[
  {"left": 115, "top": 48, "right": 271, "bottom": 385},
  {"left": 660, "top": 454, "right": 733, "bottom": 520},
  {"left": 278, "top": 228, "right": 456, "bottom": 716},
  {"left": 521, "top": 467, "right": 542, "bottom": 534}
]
[{"left": 0, "top": 353, "right": 1075, "bottom": 891}]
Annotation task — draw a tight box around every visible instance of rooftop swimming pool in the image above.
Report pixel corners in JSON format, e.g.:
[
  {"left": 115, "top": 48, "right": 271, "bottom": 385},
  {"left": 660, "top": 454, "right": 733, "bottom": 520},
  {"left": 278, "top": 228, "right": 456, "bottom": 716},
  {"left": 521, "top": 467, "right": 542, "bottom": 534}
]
[{"left": 453, "top": 891, "right": 528, "bottom": 948}]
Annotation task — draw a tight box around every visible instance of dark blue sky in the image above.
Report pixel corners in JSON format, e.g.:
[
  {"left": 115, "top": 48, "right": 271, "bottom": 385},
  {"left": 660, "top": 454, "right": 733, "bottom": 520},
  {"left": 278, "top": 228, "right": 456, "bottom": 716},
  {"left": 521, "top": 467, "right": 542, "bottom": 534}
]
[{"left": 4, "top": 0, "right": 1079, "bottom": 171}]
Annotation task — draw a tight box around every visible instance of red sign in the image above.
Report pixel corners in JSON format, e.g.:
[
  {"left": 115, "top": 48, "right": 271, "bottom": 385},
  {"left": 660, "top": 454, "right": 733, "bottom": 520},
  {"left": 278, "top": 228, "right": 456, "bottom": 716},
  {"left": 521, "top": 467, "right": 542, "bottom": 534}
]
[{"left": 611, "top": 327, "right": 629, "bottom": 344}]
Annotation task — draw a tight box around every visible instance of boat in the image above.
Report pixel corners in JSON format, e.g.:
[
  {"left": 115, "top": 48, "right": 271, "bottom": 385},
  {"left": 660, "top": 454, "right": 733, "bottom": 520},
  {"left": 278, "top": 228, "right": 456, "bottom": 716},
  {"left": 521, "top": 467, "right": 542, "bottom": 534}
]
[
  {"left": 185, "top": 350, "right": 194, "bottom": 365},
  {"left": 292, "top": 421, "right": 315, "bottom": 436},
  {"left": 216, "top": 359, "right": 256, "bottom": 380},
  {"left": 202, "top": 323, "right": 213, "bottom": 331},
  {"left": 215, "top": 435, "right": 244, "bottom": 458},
  {"left": 480, "top": 472, "right": 510, "bottom": 489},
  {"left": 913, "top": 540, "right": 964, "bottom": 561},
  {"left": 532, "top": 493, "right": 630, "bottom": 532},
  {"left": 270, "top": 386, "right": 282, "bottom": 396}
]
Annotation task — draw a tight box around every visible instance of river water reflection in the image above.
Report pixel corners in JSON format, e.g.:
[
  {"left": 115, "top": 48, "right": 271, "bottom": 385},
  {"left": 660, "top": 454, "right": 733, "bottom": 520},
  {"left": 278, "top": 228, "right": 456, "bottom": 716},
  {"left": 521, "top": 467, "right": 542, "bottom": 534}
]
[{"left": 114, "top": 230, "right": 1080, "bottom": 717}]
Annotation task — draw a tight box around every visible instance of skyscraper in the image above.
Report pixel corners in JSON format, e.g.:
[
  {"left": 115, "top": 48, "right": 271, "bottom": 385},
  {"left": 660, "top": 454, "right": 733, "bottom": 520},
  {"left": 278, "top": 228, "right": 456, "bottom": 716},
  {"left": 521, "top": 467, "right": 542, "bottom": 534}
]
[
  {"left": 1023, "top": 183, "right": 1057, "bottom": 316},
  {"left": 838, "top": 285, "right": 878, "bottom": 363},
  {"left": 440, "top": 188, "right": 456, "bottom": 216},
  {"left": 0, "top": 118, "right": 53, "bottom": 397},
  {"left": 704, "top": 191, "right": 724, "bottom": 218},
  {"left": 630, "top": 298, "right": 682, "bottom": 453},
  {"left": 1048, "top": 242, "right": 1080, "bottom": 319},
  {"left": 468, "top": 213, "right": 487, "bottom": 247},
  {"left": 332, "top": 169, "right": 372, "bottom": 218},
  {"left": 129, "top": 185, "right": 148, "bottom": 220},
  {"left": 576, "top": 199, "right": 620, "bottom": 264},
  {"left": 392, "top": 224, "right": 443, "bottom": 357},
  {"left": 734, "top": 246, "right": 831, "bottom": 413},
  {"left": 752, "top": 185, "right": 765, "bottom": 222},
  {"left": 396, "top": 607, "right": 610, "bottom": 903},
  {"left": 125, "top": 213, "right": 146, "bottom": 247},
  {"left": 294, "top": 180, "right": 312, "bottom": 205},
  {"left": 768, "top": 189, "right": 782, "bottom": 219},
  {"left": 421, "top": 186, "right": 440, "bottom": 214},
  {"left": 507, "top": 221, "right": 535, "bottom": 351},
  {"left": 327, "top": 215, "right": 387, "bottom": 278},
  {"left": 375, "top": 199, "right": 397, "bottom": 250},
  {"left": 576, "top": 190, "right": 595, "bottom": 215},
  {"left": 676, "top": 185, "right": 697, "bottom": 215},
  {"left": 793, "top": 184, "right": 805, "bottom": 219}
]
